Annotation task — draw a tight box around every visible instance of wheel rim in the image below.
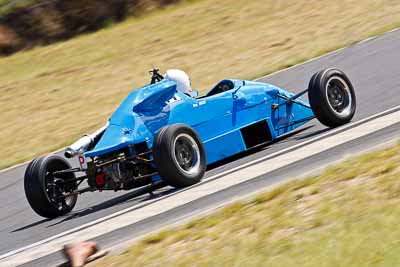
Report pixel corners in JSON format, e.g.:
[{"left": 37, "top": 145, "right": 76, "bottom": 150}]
[
  {"left": 325, "top": 76, "right": 353, "bottom": 117},
  {"left": 44, "top": 162, "right": 76, "bottom": 211},
  {"left": 172, "top": 133, "right": 201, "bottom": 176}
]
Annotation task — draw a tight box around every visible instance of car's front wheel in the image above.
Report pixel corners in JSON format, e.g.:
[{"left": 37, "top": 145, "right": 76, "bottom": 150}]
[
  {"left": 153, "top": 124, "right": 206, "bottom": 188},
  {"left": 308, "top": 69, "right": 356, "bottom": 128},
  {"left": 24, "top": 155, "right": 78, "bottom": 218}
]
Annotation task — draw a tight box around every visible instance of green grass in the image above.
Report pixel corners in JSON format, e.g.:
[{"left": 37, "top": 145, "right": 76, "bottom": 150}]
[
  {"left": 2, "top": 0, "right": 400, "bottom": 169},
  {"left": 89, "top": 142, "right": 400, "bottom": 267}
]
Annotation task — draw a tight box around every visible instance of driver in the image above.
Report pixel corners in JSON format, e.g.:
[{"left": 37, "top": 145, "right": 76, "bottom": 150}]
[{"left": 164, "top": 69, "right": 193, "bottom": 96}]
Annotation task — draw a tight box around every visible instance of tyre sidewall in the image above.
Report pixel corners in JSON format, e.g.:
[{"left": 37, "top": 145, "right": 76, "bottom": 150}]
[
  {"left": 24, "top": 155, "right": 77, "bottom": 218},
  {"left": 308, "top": 69, "right": 356, "bottom": 127},
  {"left": 153, "top": 124, "right": 206, "bottom": 188}
]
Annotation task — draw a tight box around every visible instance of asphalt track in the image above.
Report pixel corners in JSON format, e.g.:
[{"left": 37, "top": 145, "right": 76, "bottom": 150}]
[{"left": 1, "top": 28, "right": 400, "bottom": 266}]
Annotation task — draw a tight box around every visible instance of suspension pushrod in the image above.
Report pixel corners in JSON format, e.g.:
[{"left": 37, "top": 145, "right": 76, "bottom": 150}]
[{"left": 272, "top": 88, "right": 309, "bottom": 110}]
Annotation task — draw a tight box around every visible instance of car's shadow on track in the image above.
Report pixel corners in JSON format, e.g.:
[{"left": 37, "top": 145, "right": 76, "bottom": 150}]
[
  {"left": 295, "top": 127, "right": 331, "bottom": 140},
  {"left": 11, "top": 218, "right": 52, "bottom": 232},
  {"left": 13, "top": 124, "right": 328, "bottom": 232},
  {"left": 12, "top": 182, "right": 176, "bottom": 232},
  {"left": 46, "top": 182, "right": 177, "bottom": 227}
]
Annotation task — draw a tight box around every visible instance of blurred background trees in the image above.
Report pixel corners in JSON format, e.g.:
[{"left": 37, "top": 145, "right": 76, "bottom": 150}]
[{"left": 0, "top": 0, "right": 180, "bottom": 55}]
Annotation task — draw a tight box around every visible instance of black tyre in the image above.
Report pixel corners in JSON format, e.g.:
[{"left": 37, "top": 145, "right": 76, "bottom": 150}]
[
  {"left": 153, "top": 124, "right": 206, "bottom": 188},
  {"left": 308, "top": 69, "right": 356, "bottom": 128},
  {"left": 24, "top": 154, "right": 78, "bottom": 218}
]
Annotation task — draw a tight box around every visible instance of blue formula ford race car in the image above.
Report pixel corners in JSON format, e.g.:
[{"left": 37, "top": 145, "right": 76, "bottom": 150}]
[{"left": 24, "top": 68, "right": 356, "bottom": 218}]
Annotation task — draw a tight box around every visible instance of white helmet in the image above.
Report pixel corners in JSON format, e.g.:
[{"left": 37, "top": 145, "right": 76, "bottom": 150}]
[{"left": 164, "top": 69, "right": 192, "bottom": 95}]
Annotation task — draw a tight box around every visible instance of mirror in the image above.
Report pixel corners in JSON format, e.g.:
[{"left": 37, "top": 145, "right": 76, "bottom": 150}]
[{"left": 190, "top": 90, "right": 199, "bottom": 98}]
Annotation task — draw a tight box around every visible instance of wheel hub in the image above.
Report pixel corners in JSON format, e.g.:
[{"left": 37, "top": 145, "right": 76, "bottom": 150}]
[
  {"left": 326, "top": 76, "right": 352, "bottom": 116},
  {"left": 45, "top": 171, "right": 74, "bottom": 210},
  {"left": 173, "top": 133, "right": 201, "bottom": 175}
]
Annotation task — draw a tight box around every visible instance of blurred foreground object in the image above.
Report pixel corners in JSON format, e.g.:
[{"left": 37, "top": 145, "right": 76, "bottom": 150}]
[{"left": 62, "top": 241, "right": 101, "bottom": 267}]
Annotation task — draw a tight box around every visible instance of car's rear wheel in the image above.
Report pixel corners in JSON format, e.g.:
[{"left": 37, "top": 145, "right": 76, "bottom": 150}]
[
  {"left": 24, "top": 154, "right": 78, "bottom": 218},
  {"left": 153, "top": 124, "right": 206, "bottom": 188},
  {"left": 308, "top": 69, "right": 356, "bottom": 128}
]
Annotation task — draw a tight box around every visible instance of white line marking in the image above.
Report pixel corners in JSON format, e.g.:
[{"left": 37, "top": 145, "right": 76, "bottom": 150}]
[{"left": 1, "top": 106, "right": 400, "bottom": 266}]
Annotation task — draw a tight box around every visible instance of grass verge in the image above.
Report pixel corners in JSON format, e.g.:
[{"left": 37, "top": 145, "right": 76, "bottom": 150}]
[
  {"left": 2, "top": 0, "right": 400, "bottom": 169},
  {"left": 89, "top": 142, "right": 400, "bottom": 267}
]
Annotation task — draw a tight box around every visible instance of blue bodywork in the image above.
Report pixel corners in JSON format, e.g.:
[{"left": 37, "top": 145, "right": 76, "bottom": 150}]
[{"left": 85, "top": 79, "right": 314, "bottom": 164}]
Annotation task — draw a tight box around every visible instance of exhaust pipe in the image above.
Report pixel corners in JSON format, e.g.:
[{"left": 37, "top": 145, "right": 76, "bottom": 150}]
[{"left": 64, "top": 123, "right": 109, "bottom": 158}]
